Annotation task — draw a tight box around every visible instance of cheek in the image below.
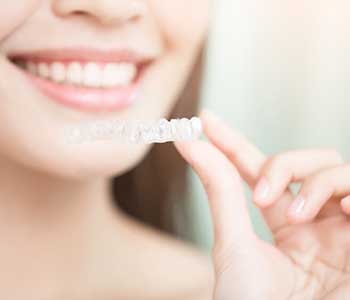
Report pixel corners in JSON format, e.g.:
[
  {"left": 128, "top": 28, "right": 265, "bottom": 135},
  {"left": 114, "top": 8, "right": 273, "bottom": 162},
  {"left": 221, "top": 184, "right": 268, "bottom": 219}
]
[
  {"left": 0, "top": 2, "right": 40, "bottom": 40},
  {"left": 150, "top": 0, "right": 209, "bottom": 48}
]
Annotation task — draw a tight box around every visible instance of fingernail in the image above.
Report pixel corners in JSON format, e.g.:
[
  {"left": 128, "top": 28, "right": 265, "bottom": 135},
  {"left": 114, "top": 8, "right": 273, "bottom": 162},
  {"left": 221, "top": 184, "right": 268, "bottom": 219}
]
[
  {"left": 254, "top": 177, "right": 270, "bottom": 204},
  {"left": 289, "top": 195, "right": 306, "bottom": 216}
]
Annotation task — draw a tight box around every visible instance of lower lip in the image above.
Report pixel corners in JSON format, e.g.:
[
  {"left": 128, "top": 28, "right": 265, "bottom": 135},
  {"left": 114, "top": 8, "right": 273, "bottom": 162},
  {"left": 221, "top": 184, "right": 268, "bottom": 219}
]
[{"left": 17, "top": 64, "right": 145, "bottom": 113}]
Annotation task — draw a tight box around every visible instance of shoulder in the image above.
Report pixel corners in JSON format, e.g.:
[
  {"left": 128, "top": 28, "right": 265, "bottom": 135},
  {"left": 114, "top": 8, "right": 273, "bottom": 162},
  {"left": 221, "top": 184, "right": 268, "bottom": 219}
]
[
  {"left": 115, "top": 213, "right": 215, "bottom": 300},
  {"left": 143, "top": 224, "right": 214, "bottom": 300}
]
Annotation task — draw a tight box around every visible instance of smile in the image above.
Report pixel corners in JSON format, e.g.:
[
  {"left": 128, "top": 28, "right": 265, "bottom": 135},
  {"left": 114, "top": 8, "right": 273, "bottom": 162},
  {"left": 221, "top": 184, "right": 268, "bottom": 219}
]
[
  {"left": 9, "top": 48, "right": 153, "bottom": 112},
  {"left": 24, "top": 61, "right": 137, "bottom": 88}
]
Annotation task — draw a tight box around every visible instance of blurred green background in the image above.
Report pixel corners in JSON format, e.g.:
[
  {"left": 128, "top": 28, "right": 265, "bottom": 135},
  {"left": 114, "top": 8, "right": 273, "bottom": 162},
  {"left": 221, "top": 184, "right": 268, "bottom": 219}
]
[{"left": 187, "top": 0, "right": 350, "bottom": 251}]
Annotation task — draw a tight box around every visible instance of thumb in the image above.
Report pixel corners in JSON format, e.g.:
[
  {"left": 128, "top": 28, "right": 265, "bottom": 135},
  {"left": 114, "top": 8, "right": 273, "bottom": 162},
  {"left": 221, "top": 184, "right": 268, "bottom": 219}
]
[{"left": 174, "top": 140, "right": 256, "bottom": 250}]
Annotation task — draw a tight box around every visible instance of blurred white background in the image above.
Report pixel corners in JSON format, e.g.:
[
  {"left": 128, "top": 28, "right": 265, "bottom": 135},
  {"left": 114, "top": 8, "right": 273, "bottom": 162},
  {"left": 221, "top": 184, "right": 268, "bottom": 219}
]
[{"left": 188, "top": 0, "right": 350, "bottom": 250}]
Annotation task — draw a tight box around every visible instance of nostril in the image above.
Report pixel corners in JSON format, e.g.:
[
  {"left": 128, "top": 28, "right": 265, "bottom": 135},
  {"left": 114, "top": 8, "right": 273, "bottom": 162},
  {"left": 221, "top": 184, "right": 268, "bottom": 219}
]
[
  {"left": 129, "top": 13, "right": 143, "bottom": 24},
  {"left": 73, "top": 10, "right": 89, "bottom": 17}
]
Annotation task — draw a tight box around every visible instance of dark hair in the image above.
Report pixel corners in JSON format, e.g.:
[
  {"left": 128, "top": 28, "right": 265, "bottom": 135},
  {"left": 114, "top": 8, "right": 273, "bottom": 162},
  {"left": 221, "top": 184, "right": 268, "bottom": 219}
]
[{"left": 110, "top": 49, "right": 205, "bottom": 239}]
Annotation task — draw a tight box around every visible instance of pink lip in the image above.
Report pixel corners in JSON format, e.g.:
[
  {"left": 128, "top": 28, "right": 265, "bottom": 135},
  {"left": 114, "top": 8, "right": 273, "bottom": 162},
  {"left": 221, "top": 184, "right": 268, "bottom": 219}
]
[
  {"left": 10, "top": 48, "right": 153, "bottom": 113},
  {"left": 9, "top": 47, "right": 152, "bottom": 64}
]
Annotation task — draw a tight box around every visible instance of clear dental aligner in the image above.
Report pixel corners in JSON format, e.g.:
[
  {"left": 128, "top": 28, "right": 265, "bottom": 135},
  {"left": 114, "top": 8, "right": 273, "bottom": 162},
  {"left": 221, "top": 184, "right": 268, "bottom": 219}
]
[{"left": 65, "top": 117, "right": 202, "bottom": 144}]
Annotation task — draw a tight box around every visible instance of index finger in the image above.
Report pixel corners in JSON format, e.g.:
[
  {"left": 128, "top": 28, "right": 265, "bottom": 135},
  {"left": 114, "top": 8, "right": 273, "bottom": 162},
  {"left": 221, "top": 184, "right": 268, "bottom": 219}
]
[
  {"left": 200, "top": 110, "right": 265, "bottom": 188},
  {"left": 174, "top": 139, "right": 256, "bottom": 249},
  {"left": 200, "top": 109, "right": 293, "bottom": 232}
]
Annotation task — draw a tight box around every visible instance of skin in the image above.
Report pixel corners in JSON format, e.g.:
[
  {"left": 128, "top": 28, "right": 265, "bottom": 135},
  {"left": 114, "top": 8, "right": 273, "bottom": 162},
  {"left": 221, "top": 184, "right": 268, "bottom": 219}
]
[
  {"left": 2, "top": 1, "right": 349, "bottom": 299},
  {"left": 0, "top": 1, "right": 213, "bottom": 299},
  {"left": 175, "top": 110, "right": 350, "bottom": 299},
  {"left": 0, "top": 1, "right": 209, "bottom": 179}
]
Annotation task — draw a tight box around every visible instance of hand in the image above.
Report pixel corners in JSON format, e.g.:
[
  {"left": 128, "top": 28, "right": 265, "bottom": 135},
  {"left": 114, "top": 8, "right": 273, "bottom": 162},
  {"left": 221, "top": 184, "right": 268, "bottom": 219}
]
[{"left": 174, "top": 110, "right": 350, "bottom": 300}]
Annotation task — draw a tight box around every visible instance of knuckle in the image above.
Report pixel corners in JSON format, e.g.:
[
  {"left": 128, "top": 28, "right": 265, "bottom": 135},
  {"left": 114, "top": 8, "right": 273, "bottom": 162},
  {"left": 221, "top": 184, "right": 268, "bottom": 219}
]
[
  {"left": 270, "top": 154, "right": 286, "bottom": 167},
  {"left": 303, "top": 170, "right": 332, "bottom": 194},
  {"left": 302, "top": 163, "right": 350, "bottom": 197},
  {"left": 263, "top": 153, "right": 290, "bottom": 177},
  {"left": 305, "top": 172, "right": 324, "bottom": 186}
]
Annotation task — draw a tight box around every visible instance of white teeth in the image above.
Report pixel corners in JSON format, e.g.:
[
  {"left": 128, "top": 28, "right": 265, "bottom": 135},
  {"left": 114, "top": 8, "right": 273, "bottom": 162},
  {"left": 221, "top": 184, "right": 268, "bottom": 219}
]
[
  {"left": 83, "top": 62, "right": 102, "bottom": 88},
  {"left": 26, "top": 62, "right": 37, "bottom": 75},
  {"left": 50, "top": 62, "right": 66, "bottom": 83},
  {"left": 102, "top": 64, "right": 120, "bottom": 87},
  {"left": 23, "top": 60, "right": 137, "bottom": 88},
  {"left": 37, "top": 63, "right": 49, "bottom": 78},
  {"left": 66, "top": 62, "right": 82, "bottom": 85},
  {"left": 102, "top": 63, "right": 137, "bottom": 88}
]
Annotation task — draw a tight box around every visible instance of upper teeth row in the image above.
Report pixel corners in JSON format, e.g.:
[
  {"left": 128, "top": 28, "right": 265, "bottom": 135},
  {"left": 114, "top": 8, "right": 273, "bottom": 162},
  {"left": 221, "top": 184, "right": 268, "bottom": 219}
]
[
  {"left": 65, "top": 117, "right": 203, "bottom": 144},
  {"left": 25, "top": 61, "right": 137, "bottom": 88}
]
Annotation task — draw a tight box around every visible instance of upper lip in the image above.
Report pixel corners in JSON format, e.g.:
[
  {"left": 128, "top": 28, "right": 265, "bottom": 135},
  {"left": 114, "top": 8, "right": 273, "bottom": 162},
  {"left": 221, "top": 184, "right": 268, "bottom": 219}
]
[{"left": 8, "top": 47, "right": 155, "bottom": 65}]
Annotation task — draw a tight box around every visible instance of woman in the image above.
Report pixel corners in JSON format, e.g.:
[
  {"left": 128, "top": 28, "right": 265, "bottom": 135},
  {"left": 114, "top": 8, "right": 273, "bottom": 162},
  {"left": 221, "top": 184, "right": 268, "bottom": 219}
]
[
  {"left": 0, "top": 1, "right": 349, "bottom": 299},
  {"left": 0, "top": 1, "right": 213, "bottom": 299}
]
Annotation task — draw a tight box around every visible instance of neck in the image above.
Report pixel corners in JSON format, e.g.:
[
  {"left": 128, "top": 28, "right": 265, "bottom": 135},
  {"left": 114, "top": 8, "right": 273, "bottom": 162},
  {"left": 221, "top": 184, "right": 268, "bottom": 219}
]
[
  {"left": 0, "top": 155, "right": 120, "bottom": 246},
  {"left": 0, "top": 156, "right": 126, "bottom": 297},
  {"left": 0, "top": 163, "right": 111, "bottom": 226}
]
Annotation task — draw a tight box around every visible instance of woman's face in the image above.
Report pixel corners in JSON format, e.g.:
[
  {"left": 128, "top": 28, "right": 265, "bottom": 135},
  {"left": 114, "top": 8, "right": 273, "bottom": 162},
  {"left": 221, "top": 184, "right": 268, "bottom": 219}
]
[{"left": 0, "top": 1, "right": 209, "bottom": 179}]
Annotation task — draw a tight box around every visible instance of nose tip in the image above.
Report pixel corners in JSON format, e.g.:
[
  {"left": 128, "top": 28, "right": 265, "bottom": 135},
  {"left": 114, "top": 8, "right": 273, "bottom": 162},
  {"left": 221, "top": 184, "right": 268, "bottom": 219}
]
[{"left": 52, "top": 0, "right": 147, "bottom": 26}]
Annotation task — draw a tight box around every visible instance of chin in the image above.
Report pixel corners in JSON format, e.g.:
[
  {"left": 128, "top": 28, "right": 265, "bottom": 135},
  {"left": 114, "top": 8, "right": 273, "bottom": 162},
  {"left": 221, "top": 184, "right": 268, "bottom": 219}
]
[
  {"left": 54, "top": 142, "right": 152, "bottom": 180},
  {"left": 67, "top": 142, "right": 152, "bottom": 180},
  {"left": 2, "top": 134, "right": 153, "bottom": 181}
]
